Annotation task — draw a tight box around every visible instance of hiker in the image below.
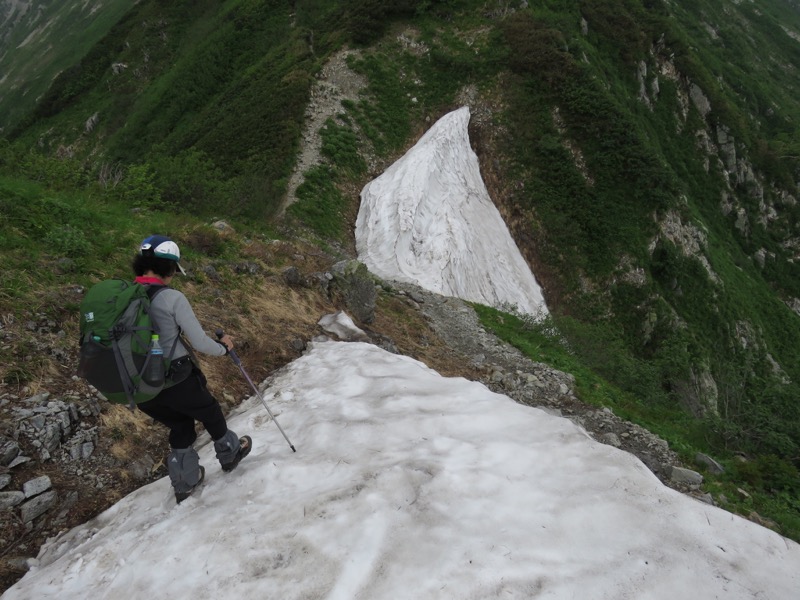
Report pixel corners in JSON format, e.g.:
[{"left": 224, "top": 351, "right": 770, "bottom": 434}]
[{"left": 133, "top": 235, "right": 251, "bottom": 503}]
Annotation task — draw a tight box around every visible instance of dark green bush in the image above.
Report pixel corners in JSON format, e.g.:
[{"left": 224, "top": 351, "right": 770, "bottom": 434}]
[
  {"left": 150, "top": 148, "right": 228, "bottom": 211},
  {"left": 734, "top": 455, "right": 800, "bottom": 494},
  {"left": 288, "top": 166, "right": 348, "bottom": 239},
  {"left": 501, "top": 12, "right": 578, "bottom": 85}
]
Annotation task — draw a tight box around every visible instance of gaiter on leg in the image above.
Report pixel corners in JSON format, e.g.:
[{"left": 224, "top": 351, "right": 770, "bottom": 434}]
[{"left": 168, "top": 447, "right": 202, "bottom": 493}]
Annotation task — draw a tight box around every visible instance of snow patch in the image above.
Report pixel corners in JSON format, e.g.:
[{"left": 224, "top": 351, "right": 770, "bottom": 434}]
[
  {"left": 356, "top": 107, "right": 547, "bottom": 316},
  {"left": 5, "top": 342, "right": 798, "bottom": 599}
]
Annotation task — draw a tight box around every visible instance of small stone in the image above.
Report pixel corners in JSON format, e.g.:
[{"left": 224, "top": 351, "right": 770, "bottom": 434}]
[
  {"left": 0, "top": 439, "right": 20, "bottom": 466},
  {"left": 25, "top": 392, "right": 50, "bottom": 404},
  {"left": 68, "top": 443, "right": 82, "bottom": 461},
  {"left": 29, "top": 415, "right": 46, "bottom": 430},
  {"left": 47, "top": 420, "right": 64, "bottom": 443},
  {"left": 20, "top": 490, "right": 57, "bottom": 522},
  {"left": 4, "top": 557, "right": 35, "bottom": 573},
  {"left": 670, "top": 466, "right": 704, "bottom": 486},
  {"left": 749, "top": 511, "right": 779, "bottom": 530},
  {"left": 212, "top": 220, "right": 234, "bottom": 233},
  {"left": 80, "top": 442, "right": 94, "bottom": 460},
  {"left": 23, "top": 475, "right": 52, "bottom": 498},
  {"left": 0, "top": 491, "right": 25, "bottom": 508},
  {"left": 695, "top": 452, "right": 725, "bottom": 474},
  {"left": 57, "top": 411, "right": 72, "bottom": 435},
  {"left": 634, "top": 450, "right": 657, "bottom": 472},
  {"left": 600, "top": 433, "right": 622, "bottom": 448},
  {"left": 8, "top": 456, "right": 31, "bottom": 469},
  {"left": 282, "top": 266, "right": 304, "bottom": 287},
  {"left": 0, "top": 474, "right": 11, "bottom": 490}
]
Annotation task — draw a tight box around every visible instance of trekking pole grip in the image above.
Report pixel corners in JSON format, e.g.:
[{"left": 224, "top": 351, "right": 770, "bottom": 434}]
[{"left": 216, "top": 328, "right": 239, "bottom": 363}]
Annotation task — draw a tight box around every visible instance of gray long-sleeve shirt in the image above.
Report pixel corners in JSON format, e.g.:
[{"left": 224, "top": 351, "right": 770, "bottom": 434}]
[{"left": 149, "top": 288, "right": 226, "bottom": 359}]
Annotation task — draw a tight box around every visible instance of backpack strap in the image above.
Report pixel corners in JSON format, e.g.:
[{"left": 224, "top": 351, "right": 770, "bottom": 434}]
[
  {"left": 143, "top": 284, "right": 191, "bottom": 382},
  {"left": 145, "top": 284, "right": 167, "bottom": 301},
  {"left": 116, "top": 284, "right": 177, "bottom": 411},
  {"left": 109, "top": 295, "right": 149, "bottom": 411},
  {"left": 144, "top": 284, "right": 183, "bottom": 362}
]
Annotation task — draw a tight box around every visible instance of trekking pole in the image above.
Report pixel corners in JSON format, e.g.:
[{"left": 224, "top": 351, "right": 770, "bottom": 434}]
[{"left": 216, "top": 329, "right": 296, "bottom": 453}]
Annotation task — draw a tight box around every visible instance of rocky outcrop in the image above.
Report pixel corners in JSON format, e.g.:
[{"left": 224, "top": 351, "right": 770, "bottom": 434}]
[
  {"left": 329, "top": 260, "right": 377, "bottom": 325},
  {"left": 672, "top": 365, "right": 720, "bottom": 417},
  {"left": 652, "top": 209, "right": 721, "bottom": 284},
  {"left": 643, "top": 41, "right": 792, "bottom": 276},
  {"left": 0, "top": 385, "right": 138, "bottom": 581},
  {"left": 0, "top": 389, "right": 103, "bottom": 520},
  {"left": 10, "top": 392, "right": 101, "bottom": 462}
]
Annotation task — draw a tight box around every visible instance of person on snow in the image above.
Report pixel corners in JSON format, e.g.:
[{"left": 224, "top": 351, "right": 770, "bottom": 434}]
[{"left": 133, "top": 235, "right": 251, "bottom": 503}]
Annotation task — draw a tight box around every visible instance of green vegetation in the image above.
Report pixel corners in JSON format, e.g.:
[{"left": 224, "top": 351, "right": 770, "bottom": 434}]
[
  {"left": 0, "top": 0, "right": 135, "bottom": 132},
  {"left": 320, "top": 119, "right": 367, "bottom": 178},
  {"left": 3, "top": 0, "right": 800, "bottom": 540},
  {"left": 289, "top": 166, "right": 349, "bottom": 239},
  {"left": 0, "top": 157, "right": 179, "bottom": 304}
]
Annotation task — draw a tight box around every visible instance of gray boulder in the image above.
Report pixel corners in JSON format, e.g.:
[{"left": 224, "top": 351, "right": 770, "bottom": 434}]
[
  {"left": 695, "top": 452, "right": 725, "bottom": 474},
  {"left": 23, "top": 475, "right": 52, "bottom": 498},
  {"left": 670, "top": 466, "right": 704, "bottom": 487},
  {"left": 330, "top": 260, "right": 377, "bottom": 324},
  {"left": 0, "top": 491, "right": 25, "bottom": 509},
  {"left": 20, "top": 490, "right": 58, "bottom": 523},
  {"left": 0, "top": 438, "right": 20, "bottom": 466}
]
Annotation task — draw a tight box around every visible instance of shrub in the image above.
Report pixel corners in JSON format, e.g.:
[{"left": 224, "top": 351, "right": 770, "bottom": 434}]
[
  {"left": 288, "top": 166, "right": 347, "bottom": 239},
  {"left": 734, "top": 455, "right": 800, "bottom": 494},
  {"left": 321, "top": 119, "right": 366, "bottom": 178},
  {"left": 107, "top": 163, "right": 161, "bottom": 208},
  {"left": 150, "top": 148, "right": 227, "bottom": 211},
  {"left": 44, "top": 225, "right": 89, "bottom": 258},
  {"left": 501, "top": 12, "right": 578, "bottom": 85}
]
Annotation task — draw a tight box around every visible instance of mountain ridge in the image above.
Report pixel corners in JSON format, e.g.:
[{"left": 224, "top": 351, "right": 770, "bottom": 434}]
[
  {"left": 2, "top": 0, "right": 800, "bottom": 589},
  {"left": 0, "top": 0, "right": 134, "bottom": 132}
]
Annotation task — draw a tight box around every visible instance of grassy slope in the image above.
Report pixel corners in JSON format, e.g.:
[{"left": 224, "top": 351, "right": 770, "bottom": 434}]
[
  {"left": 3, "top": 0, "right": 800, "bottom": 538},
  {"left": 0, "top": 0, "right": 134, "bottom": 132}
]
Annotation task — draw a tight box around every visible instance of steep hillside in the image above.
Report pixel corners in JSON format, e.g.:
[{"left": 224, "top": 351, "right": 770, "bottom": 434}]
[
  {"left": 3, "top": 0, "right": 800, "bottom": 586},
  {"left": 0, "top": 0, "right": 133, "bottom": 132}
]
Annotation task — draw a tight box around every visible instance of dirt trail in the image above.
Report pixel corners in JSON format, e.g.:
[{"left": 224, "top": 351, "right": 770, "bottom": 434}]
[{"left": 280, "top": 48, "right": 367, "bottom": 216}]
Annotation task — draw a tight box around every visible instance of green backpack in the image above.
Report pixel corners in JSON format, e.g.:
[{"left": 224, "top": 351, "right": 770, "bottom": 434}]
[{"left": 77, "top": 279, "right": 179, "bottom": 409}]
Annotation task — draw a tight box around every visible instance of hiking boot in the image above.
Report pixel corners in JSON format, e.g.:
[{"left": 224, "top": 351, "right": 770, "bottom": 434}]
[
  {"left": 221, "top": 436, "right": 252, "bottom": 473},
  {"left": 175, "top": 466, "right": 205, "bottom": 504}
]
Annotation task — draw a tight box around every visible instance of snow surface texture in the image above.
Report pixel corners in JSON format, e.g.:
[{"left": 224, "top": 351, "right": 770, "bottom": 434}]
[
  {"left": 356, "top": 107, "right": 548, "bottom": 317},
  {"left": 6, "top": 342, "right": 799, "bottom": 600}
]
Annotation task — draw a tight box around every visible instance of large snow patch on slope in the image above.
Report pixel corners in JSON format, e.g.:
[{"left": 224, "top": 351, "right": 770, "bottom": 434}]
[
  {"left": 356, "top": 107, "right": 547, "bottom": 316},
  {"left": 5, "top": 342, "right": 798, "bottom": 599}
]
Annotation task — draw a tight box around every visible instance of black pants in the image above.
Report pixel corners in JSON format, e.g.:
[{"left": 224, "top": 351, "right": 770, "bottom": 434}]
[{"left": 138, "top": 365, "right": 228, "bottom": 449}]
